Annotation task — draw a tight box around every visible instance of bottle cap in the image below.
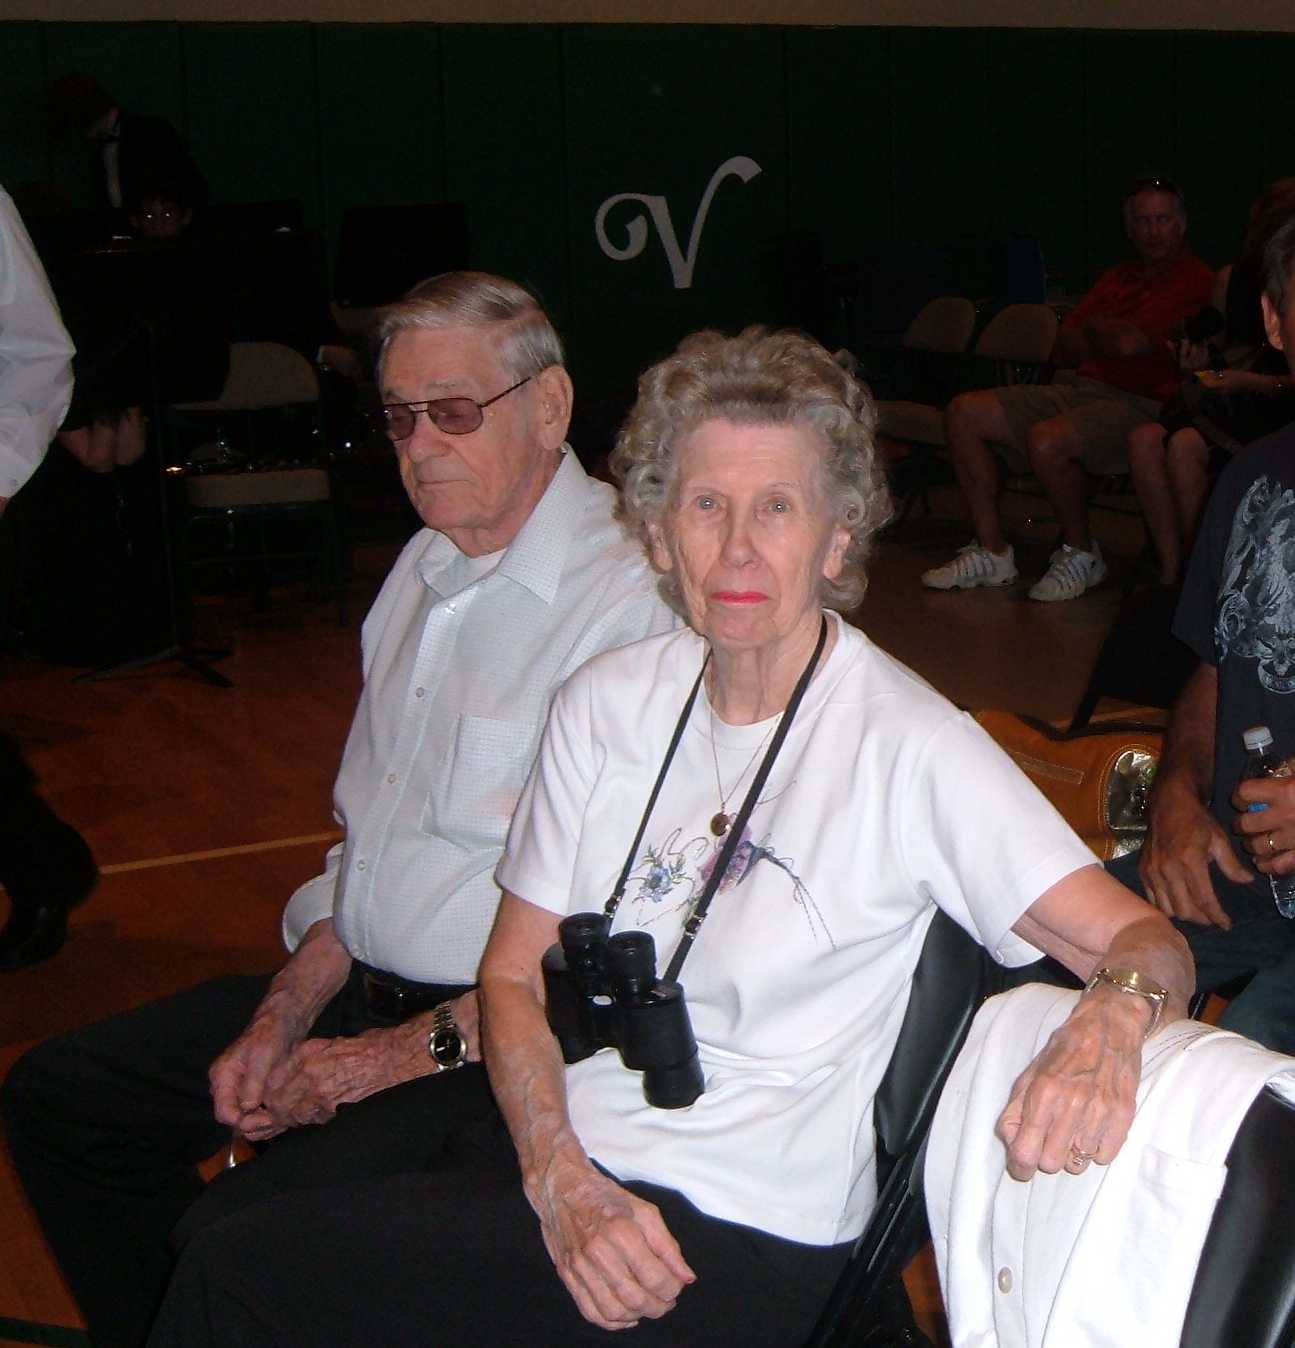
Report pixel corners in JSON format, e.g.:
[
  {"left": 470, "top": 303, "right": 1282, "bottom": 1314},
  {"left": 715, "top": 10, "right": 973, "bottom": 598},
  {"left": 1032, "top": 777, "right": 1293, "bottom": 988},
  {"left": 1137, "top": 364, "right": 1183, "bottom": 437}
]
[{"left": 1243, "top": 725, "right": 1274, "bottom": 752}]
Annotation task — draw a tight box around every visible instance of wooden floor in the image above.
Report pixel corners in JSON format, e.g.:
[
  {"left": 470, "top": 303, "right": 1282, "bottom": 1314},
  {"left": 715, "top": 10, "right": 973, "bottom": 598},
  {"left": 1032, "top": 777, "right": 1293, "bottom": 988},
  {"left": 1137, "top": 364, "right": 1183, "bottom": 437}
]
[{"left": 0, "top": 486, "right": 1157, "bottom": 1347}]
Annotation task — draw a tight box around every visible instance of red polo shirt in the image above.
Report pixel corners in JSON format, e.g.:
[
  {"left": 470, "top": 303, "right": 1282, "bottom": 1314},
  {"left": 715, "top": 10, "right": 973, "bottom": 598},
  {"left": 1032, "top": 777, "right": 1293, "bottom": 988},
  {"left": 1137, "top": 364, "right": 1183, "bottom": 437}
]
[{"left": 1064, "top": 249, "right": 1215, "bottom": 401}]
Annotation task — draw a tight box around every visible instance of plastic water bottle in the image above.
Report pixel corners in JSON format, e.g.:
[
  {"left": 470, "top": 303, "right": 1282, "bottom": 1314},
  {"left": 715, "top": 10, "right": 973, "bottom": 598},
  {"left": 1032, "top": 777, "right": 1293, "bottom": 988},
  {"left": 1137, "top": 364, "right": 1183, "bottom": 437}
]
[{"left": 1241, "top": 725, "right": 1295, "bottom": 918}]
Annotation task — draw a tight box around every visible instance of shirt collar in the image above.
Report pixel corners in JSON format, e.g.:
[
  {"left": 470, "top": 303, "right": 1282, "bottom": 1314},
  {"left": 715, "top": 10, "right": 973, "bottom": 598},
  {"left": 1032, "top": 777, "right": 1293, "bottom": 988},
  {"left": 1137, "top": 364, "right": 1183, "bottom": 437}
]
[{"left": 414, "top": 447, "right": 594, "bottom": 604}]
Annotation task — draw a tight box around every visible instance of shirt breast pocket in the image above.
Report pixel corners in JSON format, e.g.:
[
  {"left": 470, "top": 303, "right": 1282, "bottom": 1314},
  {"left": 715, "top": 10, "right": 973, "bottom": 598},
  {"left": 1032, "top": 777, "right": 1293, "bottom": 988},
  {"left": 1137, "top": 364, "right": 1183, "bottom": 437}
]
[{"left": 422, "top": 714, "right": 536, "bottom": 851}]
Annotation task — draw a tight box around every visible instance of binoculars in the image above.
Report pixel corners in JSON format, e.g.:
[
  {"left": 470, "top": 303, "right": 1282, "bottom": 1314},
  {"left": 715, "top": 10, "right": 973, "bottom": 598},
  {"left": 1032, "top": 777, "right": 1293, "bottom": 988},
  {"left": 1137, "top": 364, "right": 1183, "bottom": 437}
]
[{"left": 542, "top": 912, "right": 704, "bottom": 1110}]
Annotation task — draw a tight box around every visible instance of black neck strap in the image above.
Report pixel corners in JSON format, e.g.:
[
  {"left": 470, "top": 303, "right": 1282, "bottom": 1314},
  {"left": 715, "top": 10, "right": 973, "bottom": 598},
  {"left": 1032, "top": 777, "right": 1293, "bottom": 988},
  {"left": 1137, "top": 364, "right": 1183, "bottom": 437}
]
[{"left": 604, "top": 615, "right": 829, "bottom": 985}]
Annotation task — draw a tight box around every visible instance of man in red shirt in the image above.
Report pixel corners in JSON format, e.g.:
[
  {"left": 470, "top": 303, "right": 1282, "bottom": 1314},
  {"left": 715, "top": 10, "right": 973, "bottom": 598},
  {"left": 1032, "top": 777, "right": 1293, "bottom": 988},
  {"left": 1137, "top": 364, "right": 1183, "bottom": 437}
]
[{"left": 923, "top": 179, "right": 1215, "bottom": 602}]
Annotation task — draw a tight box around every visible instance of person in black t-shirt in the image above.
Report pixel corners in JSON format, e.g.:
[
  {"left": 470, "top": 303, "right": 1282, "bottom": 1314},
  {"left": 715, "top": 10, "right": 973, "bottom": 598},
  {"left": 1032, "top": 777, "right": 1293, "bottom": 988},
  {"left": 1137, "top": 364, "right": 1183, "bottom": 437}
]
[{"left": 1107, "top": 209, "right": 1295, "bottom": 1052}]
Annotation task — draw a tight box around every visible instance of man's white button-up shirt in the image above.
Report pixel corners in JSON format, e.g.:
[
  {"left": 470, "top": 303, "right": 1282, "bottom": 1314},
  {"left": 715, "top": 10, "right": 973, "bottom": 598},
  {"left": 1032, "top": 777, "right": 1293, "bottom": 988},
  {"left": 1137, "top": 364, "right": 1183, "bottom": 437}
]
[
  {"left": 0, "top": 186, "right": 75, "bottom": 500},
  {"left": 282, "top": 449, "right": 676, "bottom": 983}
]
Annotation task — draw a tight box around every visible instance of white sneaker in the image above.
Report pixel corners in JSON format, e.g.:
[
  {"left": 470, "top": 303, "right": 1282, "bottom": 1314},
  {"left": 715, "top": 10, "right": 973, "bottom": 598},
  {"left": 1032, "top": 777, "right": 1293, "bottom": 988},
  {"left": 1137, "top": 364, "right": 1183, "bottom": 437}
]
[
  {"left": 921, "top": 542, "right": 1018, "bottom": 591},
  {"left": 1028, "top": 541, "right": 1107, "bottom": 602}
]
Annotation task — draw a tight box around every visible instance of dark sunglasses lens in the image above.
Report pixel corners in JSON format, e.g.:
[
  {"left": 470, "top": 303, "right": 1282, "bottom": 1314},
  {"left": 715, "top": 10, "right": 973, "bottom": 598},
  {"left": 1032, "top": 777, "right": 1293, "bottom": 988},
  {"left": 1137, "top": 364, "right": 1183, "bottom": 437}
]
[
  {"left": 381, "top": 405, "right": 415, "bottom": 440},
  {"left": 430, "top": 398, "right": 485, "bottom": 435}
]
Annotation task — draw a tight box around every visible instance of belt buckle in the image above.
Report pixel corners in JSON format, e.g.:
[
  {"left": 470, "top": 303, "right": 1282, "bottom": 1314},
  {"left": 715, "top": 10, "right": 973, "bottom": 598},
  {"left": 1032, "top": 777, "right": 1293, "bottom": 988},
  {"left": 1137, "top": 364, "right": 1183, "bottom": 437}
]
[{"left": 363, "top": 970, "right": 405, "bottom": 1023}]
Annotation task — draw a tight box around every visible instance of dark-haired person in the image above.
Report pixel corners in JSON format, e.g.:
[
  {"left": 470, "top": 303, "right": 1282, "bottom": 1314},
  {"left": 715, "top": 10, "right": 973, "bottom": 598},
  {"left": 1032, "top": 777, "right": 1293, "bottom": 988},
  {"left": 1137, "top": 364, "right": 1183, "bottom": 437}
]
[
  {"left": 3, "top": 271, "right": 674, "bottom": 1348},
  {"left": 1109, "top": 207, "right": 1295, "bottom": 1054},
  {"left": 924, "top": 178, "right": 1214, "bottom": 602}
]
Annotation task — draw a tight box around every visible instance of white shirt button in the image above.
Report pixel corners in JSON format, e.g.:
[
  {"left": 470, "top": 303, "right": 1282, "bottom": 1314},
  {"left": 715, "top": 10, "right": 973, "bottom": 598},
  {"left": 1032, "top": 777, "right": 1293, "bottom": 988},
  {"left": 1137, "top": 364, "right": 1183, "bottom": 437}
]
[
  {"left": 415, "top": 687, "right": 425, "bottom": 698},
  {"left": 387, "top": 774, "right": 397, "bottom": 784},
  {"left": 356, "top": 859, "right": 367, "bottom": 872},
  {"left": 997, "top": 1267, "right": 1013, "bottom": 1294}
]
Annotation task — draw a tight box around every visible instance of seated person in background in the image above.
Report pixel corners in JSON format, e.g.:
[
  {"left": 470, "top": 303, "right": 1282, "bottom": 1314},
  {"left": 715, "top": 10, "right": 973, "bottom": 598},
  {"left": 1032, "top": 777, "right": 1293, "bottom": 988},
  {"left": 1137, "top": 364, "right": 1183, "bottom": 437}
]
[
  {"left": 924, "top": 178, "right": 1214, "bottom": 602},
  {"left": 1128, "top": 178, "right": 1295, "bottom": 586},
  {"left": 147, "top": 327, "right": 1192, "bottom": 1348},
  {"left": 1108, "top": 208, "right": 1295, "bottom": 1056},
  {"left": 3, "top": 271, "right": 675, "bottom": 1348}
]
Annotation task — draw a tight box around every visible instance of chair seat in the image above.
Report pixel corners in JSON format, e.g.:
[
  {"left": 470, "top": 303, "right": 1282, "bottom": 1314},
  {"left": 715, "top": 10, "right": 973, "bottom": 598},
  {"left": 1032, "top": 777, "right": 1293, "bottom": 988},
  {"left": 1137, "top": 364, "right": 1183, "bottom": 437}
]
[
  {"left": 877, "top": 400, "right": 946, "bottom": 446},
  {"left": 185, "top": 468, "right": 330, "bottom": 509}
]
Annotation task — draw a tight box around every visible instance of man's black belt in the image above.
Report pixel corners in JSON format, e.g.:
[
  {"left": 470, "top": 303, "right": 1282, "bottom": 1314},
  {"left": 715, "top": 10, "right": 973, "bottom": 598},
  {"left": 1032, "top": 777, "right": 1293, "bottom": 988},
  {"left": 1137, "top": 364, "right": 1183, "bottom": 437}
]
[{"left": 354, "top": 961, "right": 455, "bottom": 1024}]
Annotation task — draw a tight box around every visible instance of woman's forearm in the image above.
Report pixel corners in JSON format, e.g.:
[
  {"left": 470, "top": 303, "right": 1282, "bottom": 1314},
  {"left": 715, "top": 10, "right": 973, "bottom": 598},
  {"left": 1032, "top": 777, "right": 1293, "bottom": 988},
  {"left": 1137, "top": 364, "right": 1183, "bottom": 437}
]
[{"left": 481, "top": 970, "right": 592, "bottom": 1193}]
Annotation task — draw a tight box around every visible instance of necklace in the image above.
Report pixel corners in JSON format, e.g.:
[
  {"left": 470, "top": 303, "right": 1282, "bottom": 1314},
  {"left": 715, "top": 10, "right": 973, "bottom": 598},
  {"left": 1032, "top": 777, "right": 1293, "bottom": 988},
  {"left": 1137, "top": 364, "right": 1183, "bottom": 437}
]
[{"left": 708, "top": 702, "right": 780, "bottom": 837}]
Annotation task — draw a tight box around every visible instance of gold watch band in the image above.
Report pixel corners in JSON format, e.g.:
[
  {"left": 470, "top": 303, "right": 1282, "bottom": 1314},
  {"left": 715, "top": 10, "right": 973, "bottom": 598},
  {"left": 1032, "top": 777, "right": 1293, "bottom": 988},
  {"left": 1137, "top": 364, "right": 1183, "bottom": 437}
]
[{"left": 1083, "top": 966, "right": 1168, "bottom": 1038}]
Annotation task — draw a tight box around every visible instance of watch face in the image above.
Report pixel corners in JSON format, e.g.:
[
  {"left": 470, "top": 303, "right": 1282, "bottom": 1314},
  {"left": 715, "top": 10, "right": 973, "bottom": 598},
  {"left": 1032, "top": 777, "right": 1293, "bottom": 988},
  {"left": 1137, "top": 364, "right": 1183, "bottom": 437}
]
[{"left": 431, "top": 1028, "right": 465, "bottom": 1067}]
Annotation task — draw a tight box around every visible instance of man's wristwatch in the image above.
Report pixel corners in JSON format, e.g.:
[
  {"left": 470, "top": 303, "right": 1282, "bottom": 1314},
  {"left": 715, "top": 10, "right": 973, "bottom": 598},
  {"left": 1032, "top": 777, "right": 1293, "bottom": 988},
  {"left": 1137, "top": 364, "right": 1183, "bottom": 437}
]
[
  {"left": 427, "top": 1002, "right": 467, "bottom": 1071},
  {"left": 1083, "top": 966, "right": 1169, "bottom": 1038}
]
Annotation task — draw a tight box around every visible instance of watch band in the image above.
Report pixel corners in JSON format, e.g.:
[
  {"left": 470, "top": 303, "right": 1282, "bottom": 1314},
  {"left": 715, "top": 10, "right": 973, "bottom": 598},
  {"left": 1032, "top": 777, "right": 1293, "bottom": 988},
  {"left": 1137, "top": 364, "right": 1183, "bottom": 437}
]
[
  {"left": 427, "top": 1002, "right": 467, "bottom": 1071},
  {"left": 1083, "top": 965, "right": 1168, "bottom": 1038}
]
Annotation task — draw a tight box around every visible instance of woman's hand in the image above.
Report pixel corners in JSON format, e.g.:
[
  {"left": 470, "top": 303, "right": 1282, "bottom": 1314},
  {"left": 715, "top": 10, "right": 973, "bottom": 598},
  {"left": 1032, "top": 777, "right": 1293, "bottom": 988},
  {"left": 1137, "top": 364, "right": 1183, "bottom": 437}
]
[
  {"left": 1193, "top": 367, "right": 1254, "bottom": 395},
  {"left": 995, "top": 986, "right": 1147, "bottom": 1180},
  {"left": 1172, "top": 337, "right": 1213, "bottom": 372},
  {"left": 1008, "top": 875, "right": 1193, "bottom": 1179},
  {"left": 526, "top": 1154, "right": 697, "bottom": 1331}
]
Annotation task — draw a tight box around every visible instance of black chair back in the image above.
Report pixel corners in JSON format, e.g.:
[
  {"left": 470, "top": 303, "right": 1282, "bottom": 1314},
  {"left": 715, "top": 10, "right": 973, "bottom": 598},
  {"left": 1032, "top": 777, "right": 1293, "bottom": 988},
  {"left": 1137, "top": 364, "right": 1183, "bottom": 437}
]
[
  {"left": 804, "top": 908, "right": 995, "bottom": 1347},
  {"left": 1181, "top": 1086, "right": 1295, "bottom": 1347}
]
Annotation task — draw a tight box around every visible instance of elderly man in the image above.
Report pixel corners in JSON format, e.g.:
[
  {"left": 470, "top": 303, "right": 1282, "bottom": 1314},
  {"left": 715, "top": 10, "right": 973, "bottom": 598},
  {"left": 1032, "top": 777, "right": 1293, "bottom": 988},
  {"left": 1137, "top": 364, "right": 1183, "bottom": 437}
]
[
  {"left": 1107, "top": 210, "right": 1295, "bottom": 1054},
  {"left": 923, "top": 178, "right": 1214, "bottom": 602},
  {"left": 3, "top": 271, "right": 674, "bottom": 1348}
]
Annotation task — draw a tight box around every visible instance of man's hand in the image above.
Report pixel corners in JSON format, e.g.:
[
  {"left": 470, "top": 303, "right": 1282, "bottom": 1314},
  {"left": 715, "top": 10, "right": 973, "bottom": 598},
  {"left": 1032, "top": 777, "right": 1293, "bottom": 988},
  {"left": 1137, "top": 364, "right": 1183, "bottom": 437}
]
[
  {"left": 1232, "top": 774, "right": 1295, "bottom": 875},
  {"left": 526, "top": 1154, "right": 696, "bottom": 1331},
  {"left": 1140, "top": 785, "right": 1250, "bottom": 928},
  {"left": 996, "top": 987, "right": 1148, "bottom": 1181},
  {"left": 230, "top": 989, "right": 482, "bottom": 1143},
  {"left": 209, "top": 1008, "right": 304, "bottom": 1137}
]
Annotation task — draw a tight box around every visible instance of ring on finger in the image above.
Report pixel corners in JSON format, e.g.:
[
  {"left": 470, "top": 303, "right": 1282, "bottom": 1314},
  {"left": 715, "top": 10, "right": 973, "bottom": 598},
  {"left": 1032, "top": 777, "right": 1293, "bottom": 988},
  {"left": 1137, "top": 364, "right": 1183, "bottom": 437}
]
[{"left": 1069, "top": 1144, "right": 1097, "bottom": 1165}]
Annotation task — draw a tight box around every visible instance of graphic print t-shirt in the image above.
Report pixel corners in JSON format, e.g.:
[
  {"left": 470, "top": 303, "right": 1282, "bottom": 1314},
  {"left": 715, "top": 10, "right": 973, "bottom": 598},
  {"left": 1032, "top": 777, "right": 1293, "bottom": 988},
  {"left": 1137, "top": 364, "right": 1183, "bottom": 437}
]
[{"left": 1176, "top": 420, "right": 1295, "bottom": 911}]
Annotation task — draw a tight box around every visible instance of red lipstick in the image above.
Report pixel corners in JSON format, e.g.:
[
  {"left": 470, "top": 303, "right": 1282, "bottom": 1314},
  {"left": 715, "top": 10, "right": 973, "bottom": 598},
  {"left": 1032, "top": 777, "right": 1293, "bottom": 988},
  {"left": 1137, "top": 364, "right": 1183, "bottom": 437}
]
[{"left": 712, "top": 590, "right": 767, "bottom": 604}]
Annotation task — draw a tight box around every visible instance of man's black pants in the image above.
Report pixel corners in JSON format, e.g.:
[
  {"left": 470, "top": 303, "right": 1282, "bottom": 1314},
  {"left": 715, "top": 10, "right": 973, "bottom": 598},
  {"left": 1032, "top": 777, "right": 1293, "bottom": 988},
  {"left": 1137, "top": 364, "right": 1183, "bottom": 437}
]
[{"left": 2, "top": 970, "right": 489, "bottom": 1348}]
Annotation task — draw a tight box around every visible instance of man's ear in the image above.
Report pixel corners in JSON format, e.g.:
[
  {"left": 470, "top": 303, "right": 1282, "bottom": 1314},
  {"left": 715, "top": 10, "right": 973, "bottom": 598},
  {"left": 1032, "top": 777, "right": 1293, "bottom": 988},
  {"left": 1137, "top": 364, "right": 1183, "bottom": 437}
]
[
  {"left": 534, "top": 366, "right": 574, "bottom": 451},
  {"left": 1263, "top": 293, "right": 1286, "bottom": 352}
]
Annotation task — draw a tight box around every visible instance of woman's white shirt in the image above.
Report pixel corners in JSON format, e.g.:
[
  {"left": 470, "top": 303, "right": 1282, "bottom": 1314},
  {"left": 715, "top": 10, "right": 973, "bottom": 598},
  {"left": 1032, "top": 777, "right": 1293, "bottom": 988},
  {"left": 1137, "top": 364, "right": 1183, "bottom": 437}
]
[{"left": 497, "top": 613, "right": 1097, "bottom": 1246}]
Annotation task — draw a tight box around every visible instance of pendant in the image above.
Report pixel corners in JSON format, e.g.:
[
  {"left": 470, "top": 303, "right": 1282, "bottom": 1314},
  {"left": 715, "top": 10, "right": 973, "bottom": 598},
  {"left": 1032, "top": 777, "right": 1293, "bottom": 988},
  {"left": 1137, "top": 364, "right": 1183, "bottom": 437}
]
[{"left": 710, "top": 812, "right": 730, "bottom": 837}]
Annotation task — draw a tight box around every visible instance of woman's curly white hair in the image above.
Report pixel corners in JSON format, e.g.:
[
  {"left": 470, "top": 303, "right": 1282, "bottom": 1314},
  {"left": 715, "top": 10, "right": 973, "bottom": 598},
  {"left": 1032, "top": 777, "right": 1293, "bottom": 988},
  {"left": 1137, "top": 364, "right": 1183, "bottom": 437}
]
[{"left": 611, "top": 326, "right": 892, "bottom": 613}]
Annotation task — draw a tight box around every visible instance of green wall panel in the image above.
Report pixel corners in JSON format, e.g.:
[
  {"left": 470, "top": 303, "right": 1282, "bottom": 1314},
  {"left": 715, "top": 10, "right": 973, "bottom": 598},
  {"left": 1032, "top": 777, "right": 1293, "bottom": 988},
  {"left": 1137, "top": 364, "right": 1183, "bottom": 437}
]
[
  {"left": 315, "top": 24, "right": 444, "bottom": 273},
  {"left": 562, "top": 25, "right": 788, "bottom": 395},
  {"left": 1174, "top": 32, "right": 1264, "bottom": 269},
  {"left": 9, "top": 17, "right": 1295, "bottom": 398},
  {"left": 889, "top": 28, "right": 992, "bottom": 248},
  {"left": 986, "top": 30, "right": 1086, "bottom": 294},
  {"left": 181, "top": 23, "right": 320, "bottom": 224},
  {"left": 0, "top": 23, "right": 49, "bottom": 192},
  {"left": 1083, "top": 31, "right": 1175, "bottom": 286},
  {"left": 786, "top": 27, "right": 892, "bottom": 259},
  {"left": 43, "top": 22, "right": 185, "bottom": 209},
  {"left": 442, "top": 26, "right": 567, "bottom": 333},
  {"left": 1260, "top": 35, "right": 1295, "bottom": 191}
]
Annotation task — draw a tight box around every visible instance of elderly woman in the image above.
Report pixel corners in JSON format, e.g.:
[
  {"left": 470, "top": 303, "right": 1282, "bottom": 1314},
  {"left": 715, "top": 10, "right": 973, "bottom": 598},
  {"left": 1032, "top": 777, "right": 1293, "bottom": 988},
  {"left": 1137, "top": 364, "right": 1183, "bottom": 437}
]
[{"left": 149, "top": 328, "right": 1191, "bottom": 1347}]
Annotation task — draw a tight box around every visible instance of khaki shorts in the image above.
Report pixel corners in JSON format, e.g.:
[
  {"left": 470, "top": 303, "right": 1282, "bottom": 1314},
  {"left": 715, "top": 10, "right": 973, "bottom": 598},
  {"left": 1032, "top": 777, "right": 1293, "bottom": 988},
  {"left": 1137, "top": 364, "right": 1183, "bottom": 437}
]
[{"left": 994, "top": 374, "right": 1161, "bottom": 476}]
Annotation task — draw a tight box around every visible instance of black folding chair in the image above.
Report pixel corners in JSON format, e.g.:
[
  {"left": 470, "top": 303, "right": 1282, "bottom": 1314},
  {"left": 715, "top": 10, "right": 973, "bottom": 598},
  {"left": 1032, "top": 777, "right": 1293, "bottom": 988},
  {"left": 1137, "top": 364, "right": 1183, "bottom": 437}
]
[
  {"left": 804, "top": 908, "right": 996, "bottom": 1347},
  {"left": 1181, "top": 1085, "right": 1295, "bottom": 1347}
]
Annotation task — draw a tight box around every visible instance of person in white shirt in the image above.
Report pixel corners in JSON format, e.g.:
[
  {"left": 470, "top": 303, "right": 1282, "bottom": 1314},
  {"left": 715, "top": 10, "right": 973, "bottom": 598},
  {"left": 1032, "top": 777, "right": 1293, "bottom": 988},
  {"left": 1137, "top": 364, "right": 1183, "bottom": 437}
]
[
  {"left": 0, "top": 184, "right": 75, "bottom": 514},
  {"left": 0, "top": 184, "right": 95, "bottom": 972},
  {"left": 3, "top": 271, "right": 675, "bottom": 1348},
  {"left": 145, "top": 327, "right": 1193, "bottom": 1348}
]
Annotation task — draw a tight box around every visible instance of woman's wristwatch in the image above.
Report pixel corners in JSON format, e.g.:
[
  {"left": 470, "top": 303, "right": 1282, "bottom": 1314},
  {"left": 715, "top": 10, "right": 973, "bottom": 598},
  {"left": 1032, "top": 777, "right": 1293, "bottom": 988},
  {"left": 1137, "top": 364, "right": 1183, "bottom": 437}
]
[
  {"left": 427, "top": 1002, "right": 467, "bottom": 1071},
  {"left": 1083, "top": 966, "right": 1169, "bottom": 1038}
]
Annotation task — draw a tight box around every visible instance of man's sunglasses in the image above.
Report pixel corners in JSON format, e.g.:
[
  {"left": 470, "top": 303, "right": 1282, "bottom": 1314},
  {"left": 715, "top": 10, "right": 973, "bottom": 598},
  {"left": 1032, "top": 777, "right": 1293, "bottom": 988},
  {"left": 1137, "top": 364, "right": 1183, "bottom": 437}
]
[{"left": 379, "top": 377, "right": 531, "bottom": 440}]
